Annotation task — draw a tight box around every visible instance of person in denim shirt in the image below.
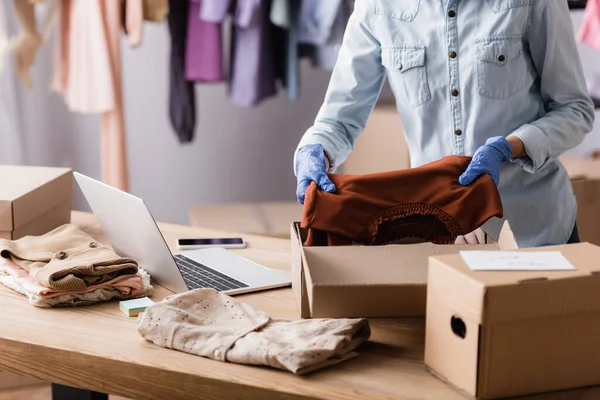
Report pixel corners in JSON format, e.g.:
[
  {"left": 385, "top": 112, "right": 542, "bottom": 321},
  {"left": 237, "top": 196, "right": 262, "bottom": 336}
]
[{"left": 294, "top": 0, "right": 595, "bottom": 247}]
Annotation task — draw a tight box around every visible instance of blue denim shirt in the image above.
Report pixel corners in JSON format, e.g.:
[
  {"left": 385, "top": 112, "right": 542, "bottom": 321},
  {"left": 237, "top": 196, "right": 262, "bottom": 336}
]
[{"left": 294, "top": 0, "right": 595, "bottom": 247}]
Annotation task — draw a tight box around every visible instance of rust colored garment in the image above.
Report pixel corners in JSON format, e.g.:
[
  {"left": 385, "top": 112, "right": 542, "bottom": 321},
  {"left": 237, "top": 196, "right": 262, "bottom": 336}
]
[{"left": 301, "top": 156, "right": 503, "bottom": 246}]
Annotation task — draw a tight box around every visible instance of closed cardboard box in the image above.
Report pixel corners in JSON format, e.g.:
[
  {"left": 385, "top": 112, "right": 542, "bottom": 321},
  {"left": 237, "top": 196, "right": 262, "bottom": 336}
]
[
  {"left": 290, "top": 221, "right": 518, "bottom": 319},
  {"left": 0, "top": 165, "right": 72, "bottom": 240},
  {"left": 425, "top": 243, "right": 600, "bottom": 399}
]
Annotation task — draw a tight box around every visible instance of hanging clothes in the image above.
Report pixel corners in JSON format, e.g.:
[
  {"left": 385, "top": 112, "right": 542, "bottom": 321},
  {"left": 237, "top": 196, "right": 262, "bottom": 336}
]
[
  {"left": 0, "top": 0, "right": 26, "bottom": 165},
  {"left": 578, "top": 0, "right": 600, "bottom": 53},
  {"left": 270, "top": 0, "right": 288, "bottom": 28},
  {"left": 297, "top": 0, "right": 350, "bottom": 71},
  {"left": 124, "top": 0, "right": 144, "bottom": 48},
  {"left": 201, "top": 0, "right": 280, "bottom": 107},
  {"left": 142, "top": 0, "right": 168, "bottom": 22},
  {"left": 270, "top": 0, "right": 301, "bottom": 101},
  {"left": 185, "top": 0, "right": 224, "bottom": 83},
  {"left": 0, "top": 3, "right": 11, "bottom": 89},
  {"left": 167, "top": 0, "right": 195, "bottom": 143},
  {"left": 50, "top": 0, "right": 130, "bottom": 192},
  {"left": 230, "top": 0, "right": 278, "bottom": 107},
  {"left": 297, "top": 0, "right": 343, "bottom": 46},
  {"left": 11, "top": 0, "right": 43, "bottom": 89}
]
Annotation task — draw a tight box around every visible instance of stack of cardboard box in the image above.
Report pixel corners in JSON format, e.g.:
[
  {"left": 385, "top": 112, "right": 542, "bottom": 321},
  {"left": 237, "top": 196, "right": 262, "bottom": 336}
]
[
  {"left": 0, "top": 165, "right": 74, "bottom": 393},
  {"left": 0, "top": 166, "right": 73, "bottom": 240}
]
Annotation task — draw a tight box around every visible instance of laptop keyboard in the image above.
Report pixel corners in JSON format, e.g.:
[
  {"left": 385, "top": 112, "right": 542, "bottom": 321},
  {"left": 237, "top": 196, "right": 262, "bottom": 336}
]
[{"left": 174, "top": 254, "right": 249, "bottom": 292}]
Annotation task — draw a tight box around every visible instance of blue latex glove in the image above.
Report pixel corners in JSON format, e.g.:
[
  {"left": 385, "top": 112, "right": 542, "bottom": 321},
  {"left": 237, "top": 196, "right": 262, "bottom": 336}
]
[
  {"left": 295, "top": 144, "right": 336, "bottom": 204},
  {"left": 459, "top": 136, "right": 513, "bottom": 187}
]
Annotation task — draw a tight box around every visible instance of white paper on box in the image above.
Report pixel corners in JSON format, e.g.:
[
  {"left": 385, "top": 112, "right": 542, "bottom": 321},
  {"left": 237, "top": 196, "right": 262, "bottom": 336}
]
[{"left": 459, "top": 251, "right": 576, "bottom": 271}]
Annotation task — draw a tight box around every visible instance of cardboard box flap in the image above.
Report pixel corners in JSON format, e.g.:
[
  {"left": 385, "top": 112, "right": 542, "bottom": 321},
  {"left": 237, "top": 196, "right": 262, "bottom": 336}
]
[
  {"left": 302, "top": 244, "right": 435, "bottom": 287},
  {"left": 496, "top": 220, "right": 518, "bottom": 250},
  {"left": 291, "top": 223, "right": 309, "bottom": 316},
  {"left": 0, "top": 165, "right": 72, "bottom": 231},
  {"left": 431, "top": 243, "right": 600, "bottom": 323}
]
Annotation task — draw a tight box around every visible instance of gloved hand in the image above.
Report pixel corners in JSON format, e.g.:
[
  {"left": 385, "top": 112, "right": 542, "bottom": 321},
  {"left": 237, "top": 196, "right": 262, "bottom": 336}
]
[
  {"left": 459, "top": 136, "right": 513, "bottom": 186},
  {"left": 295, "top": 144, "right": 336, "bottom": 205}
]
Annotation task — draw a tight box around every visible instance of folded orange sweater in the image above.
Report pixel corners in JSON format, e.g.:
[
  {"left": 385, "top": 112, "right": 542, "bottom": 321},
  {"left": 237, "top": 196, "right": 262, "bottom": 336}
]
[{"left": 301, "top": 156, "right": 503, "bottom": 246}]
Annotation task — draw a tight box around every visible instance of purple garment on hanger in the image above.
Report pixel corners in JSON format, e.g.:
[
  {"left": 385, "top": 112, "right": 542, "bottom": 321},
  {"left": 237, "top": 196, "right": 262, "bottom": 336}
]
[
  {"left": 200, "top": 0, "right": 232, "bottom": 22},
  {"left": 186, "top": 0, "right": 224, "bottom": 82},
  {"left": 201, "top": 0, "right": 279, "bottom": 107},
  {"left": 229, "top": 0, "right": 277, "bottom": 107}
]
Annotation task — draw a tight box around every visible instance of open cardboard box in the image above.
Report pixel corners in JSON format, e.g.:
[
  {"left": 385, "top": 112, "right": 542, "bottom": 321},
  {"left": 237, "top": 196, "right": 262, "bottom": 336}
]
[
  {"left": 290, "top": 220, "right": 519, "bottom": 318},
  {"left": 425, "top": 242, "right": 600, "bottom": 399}
]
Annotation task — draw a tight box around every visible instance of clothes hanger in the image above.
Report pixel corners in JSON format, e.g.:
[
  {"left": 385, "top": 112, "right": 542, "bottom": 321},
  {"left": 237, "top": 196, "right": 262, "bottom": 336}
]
[{"left": 568, "top": 0, "right": 588, "bottom": 10}]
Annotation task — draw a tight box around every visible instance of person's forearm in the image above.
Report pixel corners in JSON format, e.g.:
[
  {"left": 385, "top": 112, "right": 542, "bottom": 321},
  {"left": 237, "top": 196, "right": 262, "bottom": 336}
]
[{"left": 507, "top": 136, "right": 526, "bottom": 159}]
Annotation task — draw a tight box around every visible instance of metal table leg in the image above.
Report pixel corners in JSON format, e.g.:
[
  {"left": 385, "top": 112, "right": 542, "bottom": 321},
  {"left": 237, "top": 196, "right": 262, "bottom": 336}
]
[{"left": 51, "top": 383, "right": 108, "bottom": 400}]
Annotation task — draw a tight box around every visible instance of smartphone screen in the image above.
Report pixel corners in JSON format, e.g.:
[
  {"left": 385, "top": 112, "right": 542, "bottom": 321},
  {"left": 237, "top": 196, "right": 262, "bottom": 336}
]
[{"left": 178, "top": 238, "right": 244, "bottom": 246}]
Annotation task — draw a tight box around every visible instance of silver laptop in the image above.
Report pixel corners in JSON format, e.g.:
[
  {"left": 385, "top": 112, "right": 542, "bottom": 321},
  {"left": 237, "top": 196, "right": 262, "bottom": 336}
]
[{"left": 73, "top": 172, "right": 291, "bottom": 295}]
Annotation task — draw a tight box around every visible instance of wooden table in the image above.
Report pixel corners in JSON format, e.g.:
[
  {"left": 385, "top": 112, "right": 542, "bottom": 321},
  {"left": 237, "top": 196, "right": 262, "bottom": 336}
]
[{"left": 1, "top": 211, "right": 598, "bottom": 400}]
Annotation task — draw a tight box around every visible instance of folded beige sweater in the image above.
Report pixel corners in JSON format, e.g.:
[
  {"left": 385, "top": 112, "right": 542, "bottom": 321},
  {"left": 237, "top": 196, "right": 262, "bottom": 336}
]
[
  {"left": 0, "top": 224, "right": 138, "bottom": 290},
  {"left": 137, "top": 289, "right": 371, "bottom": 374}
]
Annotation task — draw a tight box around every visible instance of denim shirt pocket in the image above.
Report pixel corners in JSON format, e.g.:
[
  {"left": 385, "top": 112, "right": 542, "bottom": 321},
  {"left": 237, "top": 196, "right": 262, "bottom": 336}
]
[
  {"left": 486, "top": 0, "right": 529, "bottom": 13},
  {"left": 476, "top": 36, "right": 529, "bottom": 100},
  {"left": 382, "top": 46, "right": 431, "bottom": 108},
  {"left": 372, "top": 0, "right": 421, "bottom": 22}
]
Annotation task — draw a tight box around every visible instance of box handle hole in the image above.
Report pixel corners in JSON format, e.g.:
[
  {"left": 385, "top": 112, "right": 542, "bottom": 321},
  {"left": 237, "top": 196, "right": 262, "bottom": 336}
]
[{"left": 451, "top": 316, "right": 466, "bottom": 339}]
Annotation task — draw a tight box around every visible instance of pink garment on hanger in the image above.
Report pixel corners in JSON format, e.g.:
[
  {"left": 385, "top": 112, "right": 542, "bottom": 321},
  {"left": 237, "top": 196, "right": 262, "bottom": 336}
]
[
  {"left": 0, "top": 258, "right": 143, "bottom": 298},
  {"left": 51, "top": 0, "right": 130, "bottom": 192},
  {"left": 126, "top": 0, "right": 144, "bottom": 48},
  {"left": 578, "top": 0, "right": 600, "bottom": 53}
]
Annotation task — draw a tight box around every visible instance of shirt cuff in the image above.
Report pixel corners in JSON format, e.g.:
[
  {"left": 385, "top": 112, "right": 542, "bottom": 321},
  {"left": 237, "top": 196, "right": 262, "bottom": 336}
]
[
  {"left": 508, "top": 124, "right": 552, "bottom": 173},
  {"left": 293, "top": 135, "right": 342, "bottom": 176}
]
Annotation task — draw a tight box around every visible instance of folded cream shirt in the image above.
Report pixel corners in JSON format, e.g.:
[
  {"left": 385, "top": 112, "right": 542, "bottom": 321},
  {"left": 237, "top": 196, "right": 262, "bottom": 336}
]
[{"left": 137, "top": 288, "right": 371, "bottom": 374}]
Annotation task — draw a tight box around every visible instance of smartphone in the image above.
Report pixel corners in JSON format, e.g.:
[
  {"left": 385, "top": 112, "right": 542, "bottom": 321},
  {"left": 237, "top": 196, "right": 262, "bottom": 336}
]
[{"left": 176, "top": 237, "right": 246, "bottom": 250}]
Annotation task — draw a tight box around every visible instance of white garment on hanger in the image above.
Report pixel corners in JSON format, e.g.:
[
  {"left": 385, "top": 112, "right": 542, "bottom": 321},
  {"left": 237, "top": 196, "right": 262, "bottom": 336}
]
[{"left": 0, "top": 0, "right": 25, "bottom": 165}]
